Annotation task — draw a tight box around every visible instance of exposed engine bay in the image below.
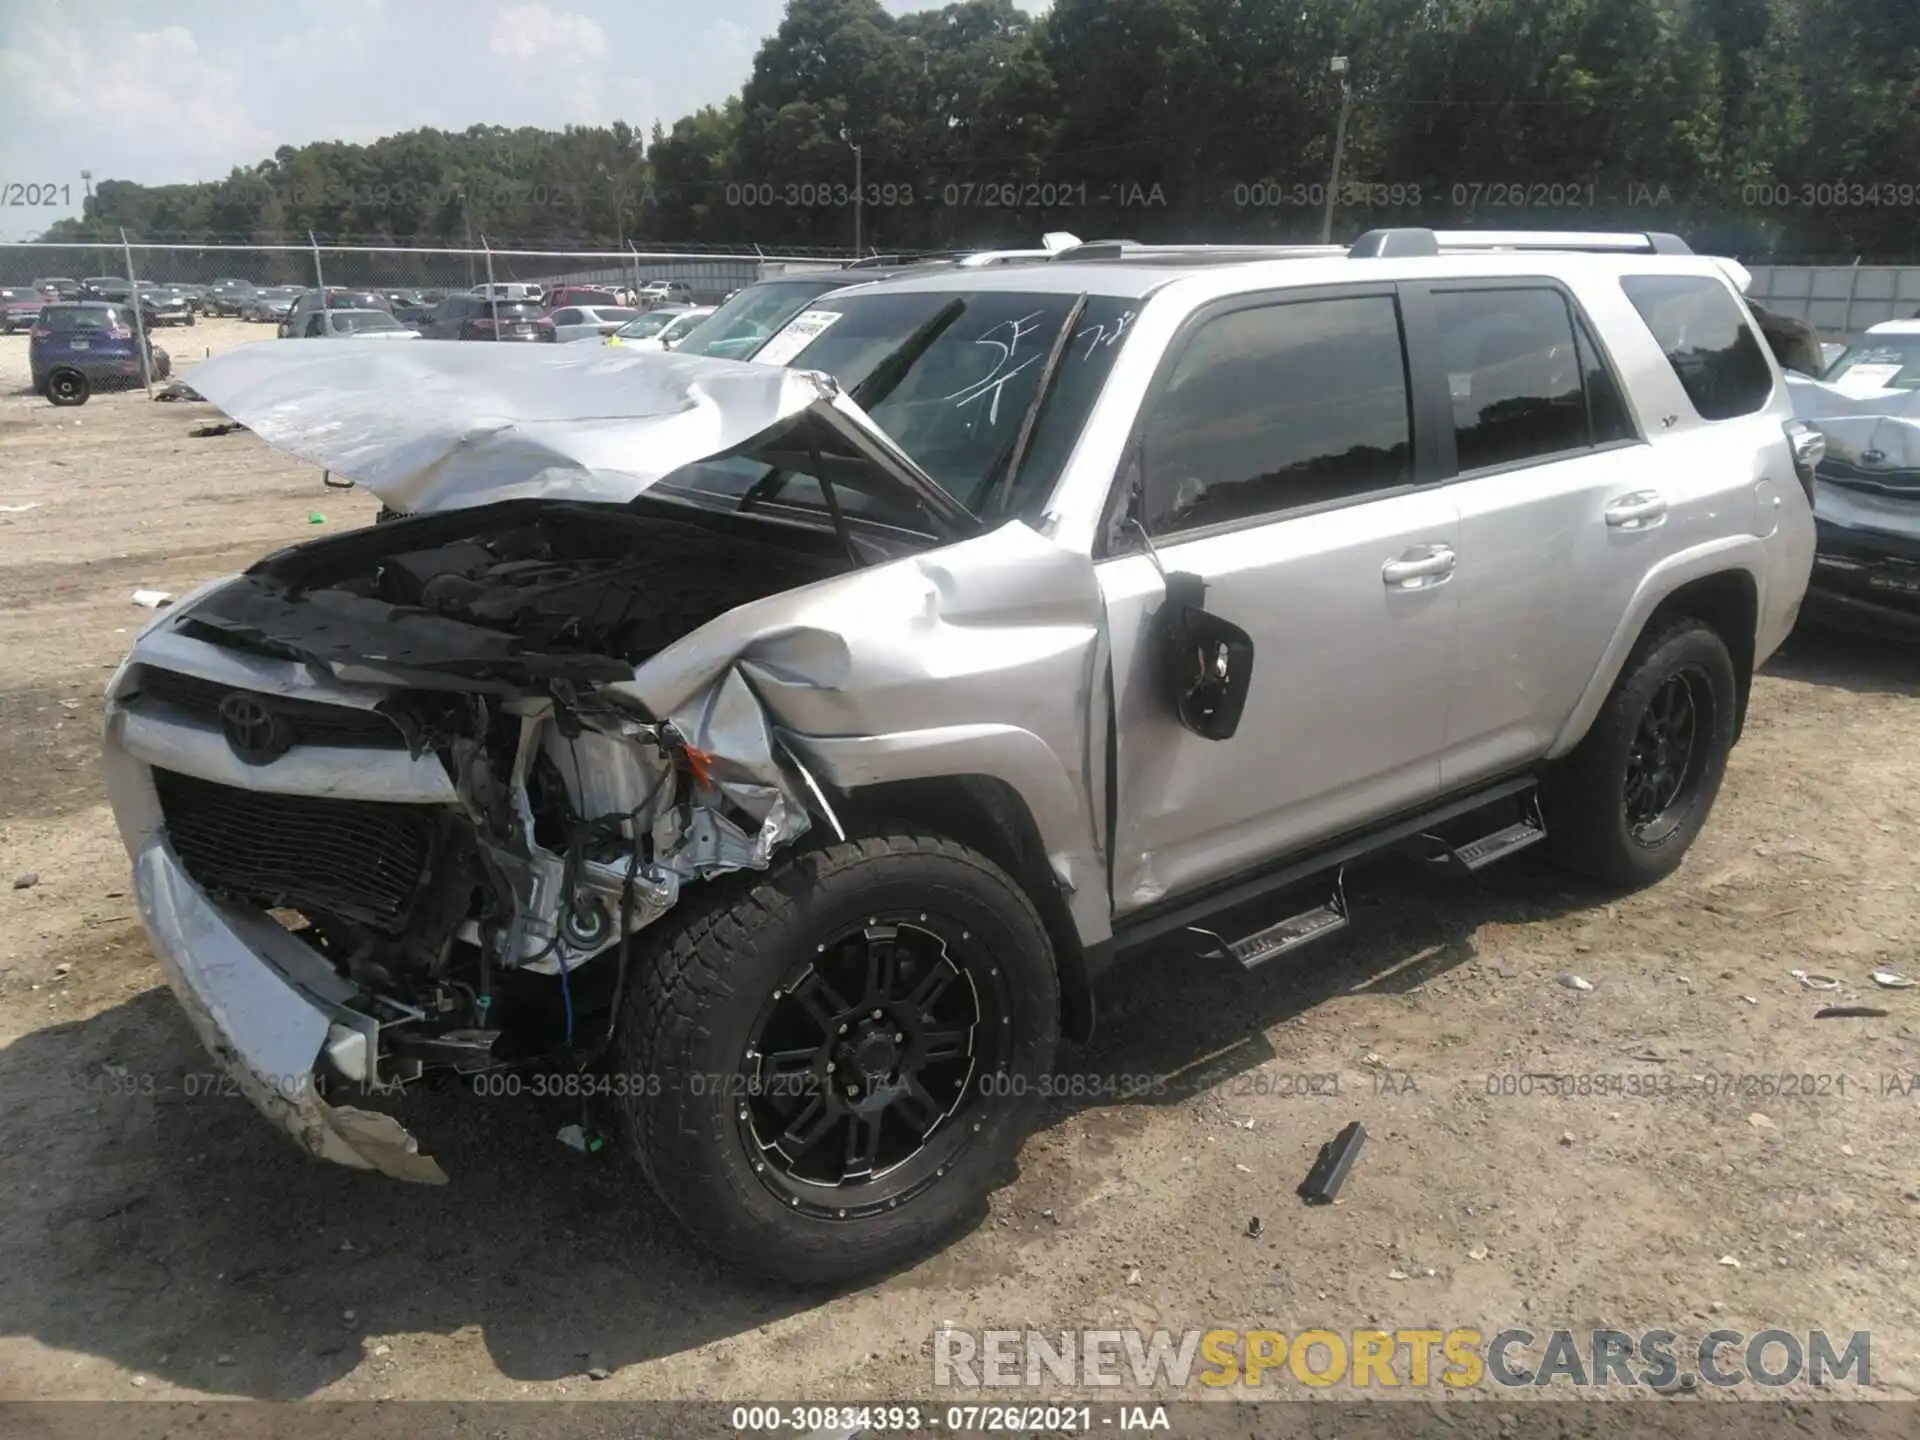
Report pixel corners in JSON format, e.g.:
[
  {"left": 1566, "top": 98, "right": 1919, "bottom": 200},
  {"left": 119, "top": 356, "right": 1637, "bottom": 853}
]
[{"left": 146, "top": 498, "right": 857, "bottom": 1079}]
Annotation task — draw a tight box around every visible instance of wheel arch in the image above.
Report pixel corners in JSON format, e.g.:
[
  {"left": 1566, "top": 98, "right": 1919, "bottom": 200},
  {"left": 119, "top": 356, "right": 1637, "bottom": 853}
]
[
  {"left": 1549, "top": 545, "right": 1762, "bottom": 760},
  {"left": 835, "top": 773, "right": 1099, "bottom": 1046}
]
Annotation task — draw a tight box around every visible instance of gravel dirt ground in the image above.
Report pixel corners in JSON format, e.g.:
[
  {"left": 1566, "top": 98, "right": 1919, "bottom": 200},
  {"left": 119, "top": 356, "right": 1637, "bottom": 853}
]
[{"left": 1, "top": 319, "right": 1917, "bottom": 1423}]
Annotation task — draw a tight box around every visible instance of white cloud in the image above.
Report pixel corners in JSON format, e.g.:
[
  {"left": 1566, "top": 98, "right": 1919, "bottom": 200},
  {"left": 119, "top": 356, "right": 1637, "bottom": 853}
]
[
  {"left": 0, "top": 18, "right": 272, "bottom": 188},
  {"left": 488, "top": 3, "right": 606, "bottom": 64}
]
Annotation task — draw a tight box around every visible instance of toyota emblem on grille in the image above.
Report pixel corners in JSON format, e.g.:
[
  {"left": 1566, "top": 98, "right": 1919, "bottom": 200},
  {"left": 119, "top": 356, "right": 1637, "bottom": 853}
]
[{"left": 218, "top": 693, "right": 293, "bottom": 765}]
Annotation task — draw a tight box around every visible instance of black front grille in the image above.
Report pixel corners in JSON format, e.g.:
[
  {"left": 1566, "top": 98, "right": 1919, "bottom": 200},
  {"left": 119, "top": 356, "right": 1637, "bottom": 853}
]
[
  {"left": 133, "top": 667, "right": 403, "bottom": 748},
  {"left": 154, "top": 768, "right": 442, "bottom": 930}
]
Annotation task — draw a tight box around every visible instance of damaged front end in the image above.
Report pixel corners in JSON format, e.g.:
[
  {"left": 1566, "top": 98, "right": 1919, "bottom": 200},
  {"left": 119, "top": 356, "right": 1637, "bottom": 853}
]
[
  {"left": 108, "top": 498, "right": 855, "bottom": 1176},
  {"left": 103, "top": 339, "right": 1012, "bottom": 1179},
  {"left": 1787, "top": 372, "right": 1920, "bottom": 634}
]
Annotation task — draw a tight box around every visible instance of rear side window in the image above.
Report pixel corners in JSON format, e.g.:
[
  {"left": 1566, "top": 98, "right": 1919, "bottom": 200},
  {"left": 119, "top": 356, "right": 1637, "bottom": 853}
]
[
  {"left": 1139, "top": 294, "right": 1413, "bottom": 535},
  {"left": 1432, "top": 288, "right": 1589, "bottom": 471},
  {"left": 1620, "top": 274, "right": 1773, "bottom": 420}
]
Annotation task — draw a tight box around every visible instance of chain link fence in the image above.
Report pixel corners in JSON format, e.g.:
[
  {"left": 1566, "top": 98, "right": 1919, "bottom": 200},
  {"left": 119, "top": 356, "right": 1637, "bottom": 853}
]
[{"left": 0, "top": 242, "right": 862, "bottom": 307}]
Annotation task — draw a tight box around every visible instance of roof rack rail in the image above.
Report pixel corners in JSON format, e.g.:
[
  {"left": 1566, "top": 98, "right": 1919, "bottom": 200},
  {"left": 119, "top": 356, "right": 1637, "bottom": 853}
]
[
  {"left": 1348, "top": 228, "right": 1694, "bottom": 258},
  {"left": 1051, "top": 240, "right": 1345, "bottom": 264}
]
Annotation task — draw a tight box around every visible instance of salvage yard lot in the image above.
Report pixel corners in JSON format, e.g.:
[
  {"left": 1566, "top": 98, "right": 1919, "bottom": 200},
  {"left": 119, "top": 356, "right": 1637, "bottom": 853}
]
[{"left": 1, "top": 323, "right": 1918, "bottom": 1410}]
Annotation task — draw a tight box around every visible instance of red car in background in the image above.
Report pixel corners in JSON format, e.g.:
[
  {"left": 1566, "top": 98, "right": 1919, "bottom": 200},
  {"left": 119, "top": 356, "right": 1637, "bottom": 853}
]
[{"left": 0, "top": 286, "right": 46, "bottom": 333}]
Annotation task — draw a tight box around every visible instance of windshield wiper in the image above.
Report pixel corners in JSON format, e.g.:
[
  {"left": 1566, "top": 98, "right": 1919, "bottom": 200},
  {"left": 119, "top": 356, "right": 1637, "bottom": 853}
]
[
  {"left": 845, "top": 298, "right": 967, "bottom": 412},
  {"left": 975, "top": 294, "right": 1088, "bottom": 521}
]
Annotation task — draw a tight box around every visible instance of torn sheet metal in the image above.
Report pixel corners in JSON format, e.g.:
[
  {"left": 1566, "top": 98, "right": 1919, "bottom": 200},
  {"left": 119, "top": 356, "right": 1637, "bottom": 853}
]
[
  {"left": 1787, "top": 373, "right": 1920, "bottom": 537},
  {"left": 182, "top": 338, "right": 975, "bottom": 536}
]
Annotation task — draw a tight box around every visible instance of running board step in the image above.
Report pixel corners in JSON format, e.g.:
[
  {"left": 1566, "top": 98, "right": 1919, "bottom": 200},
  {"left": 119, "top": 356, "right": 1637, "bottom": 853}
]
[
  {"left": 1222, "top": 874, "right": 1350, "bottom": 970},
  {"left": 1422, "top": 802, "right": 1547, "bottom": 874}
]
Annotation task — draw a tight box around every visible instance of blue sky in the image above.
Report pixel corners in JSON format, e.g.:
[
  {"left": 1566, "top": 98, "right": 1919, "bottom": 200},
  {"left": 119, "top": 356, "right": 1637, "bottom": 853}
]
[{"left": 0, "top": 0, "right": 1047, "bottom": 239}]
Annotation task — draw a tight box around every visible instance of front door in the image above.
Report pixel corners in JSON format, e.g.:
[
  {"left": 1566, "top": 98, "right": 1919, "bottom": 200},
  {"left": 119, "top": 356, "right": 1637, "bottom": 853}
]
[{"left": 1102, "top": 289, "right": 1461, "bottom": 918}]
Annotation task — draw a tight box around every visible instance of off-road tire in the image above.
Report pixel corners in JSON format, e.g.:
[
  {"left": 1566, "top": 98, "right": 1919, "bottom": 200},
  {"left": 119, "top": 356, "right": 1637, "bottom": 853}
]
[
  {"left": 45, "top": 368, "right": 89, "bottom": 407},
  {"left": 1541, "top": 619, "right": 1738, "bottom": 887},
  {"left": 614, "top": 832, "right": 1059, "bottom": 1286}
]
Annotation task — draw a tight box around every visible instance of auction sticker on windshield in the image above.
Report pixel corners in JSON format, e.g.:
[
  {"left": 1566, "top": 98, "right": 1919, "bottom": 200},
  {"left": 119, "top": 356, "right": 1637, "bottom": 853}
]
[{"left": 752, "top": 309, "right": 843, "bottom": 366}]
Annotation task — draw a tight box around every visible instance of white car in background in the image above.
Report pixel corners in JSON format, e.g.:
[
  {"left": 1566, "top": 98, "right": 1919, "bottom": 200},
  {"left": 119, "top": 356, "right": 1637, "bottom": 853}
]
[
  {"left": 609, "top": 305, "right": 714, "bottom": 351},
  {"left": 296, "top": 309, "right": 422, "bottom": 339},
  {"left": 550, "top": 304, "right": 640, "bottom": 343}
]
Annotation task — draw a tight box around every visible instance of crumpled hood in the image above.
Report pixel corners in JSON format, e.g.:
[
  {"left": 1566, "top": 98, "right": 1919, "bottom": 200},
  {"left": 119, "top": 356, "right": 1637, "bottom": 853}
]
[
  {"left": 183, "top": 338, "right": 975, "bottom": 534},
  {"left": 1787, "top": 372, "right": 1920, "bottom": 475},
  {"left": 1786, "top": 373, "right": 1920, "bottom": 539}
]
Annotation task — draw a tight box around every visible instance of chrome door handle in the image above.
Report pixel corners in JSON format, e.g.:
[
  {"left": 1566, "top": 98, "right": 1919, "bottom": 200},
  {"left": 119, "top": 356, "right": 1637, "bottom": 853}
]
[
  {"left": 1382, "top": 544, "right": 1456, "bottom": 588},
  {"left": 1605, "top": 491, "right": 1668, "bottom": 529}
]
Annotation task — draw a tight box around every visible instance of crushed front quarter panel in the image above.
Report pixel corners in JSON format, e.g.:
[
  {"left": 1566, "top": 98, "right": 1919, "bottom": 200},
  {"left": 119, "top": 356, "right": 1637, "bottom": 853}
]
[{"left": 614, "top": 519, "right": 1113, "bottom": 946}]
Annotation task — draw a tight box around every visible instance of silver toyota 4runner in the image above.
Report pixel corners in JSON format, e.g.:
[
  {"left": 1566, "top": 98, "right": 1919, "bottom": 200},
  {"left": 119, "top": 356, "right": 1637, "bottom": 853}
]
[{"left": 104, "top": 228, "right": 1818, "bottom": 1281}]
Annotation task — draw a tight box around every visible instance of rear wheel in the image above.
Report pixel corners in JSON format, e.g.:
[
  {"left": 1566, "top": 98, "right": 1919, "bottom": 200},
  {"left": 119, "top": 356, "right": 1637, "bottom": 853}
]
[
  {"left": 615, "top": 832, "right": 1059, "bottom": 1285},
  {"left": 44, "top": 368, "right": 89, "bottom": 407},
  {"left": 1542, "top": 619, "right": 1738, "bottom": 887}
]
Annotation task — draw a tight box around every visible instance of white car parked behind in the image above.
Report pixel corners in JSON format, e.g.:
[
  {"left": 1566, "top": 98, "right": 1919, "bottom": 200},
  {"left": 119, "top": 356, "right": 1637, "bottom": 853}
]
[{"left": 551, "top": 305, "right": 640, "bottom": 343}]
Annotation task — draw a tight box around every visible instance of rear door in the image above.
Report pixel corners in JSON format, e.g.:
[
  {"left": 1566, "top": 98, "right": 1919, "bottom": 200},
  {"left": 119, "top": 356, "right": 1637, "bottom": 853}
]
[
  {"left": 1401, "top": 281, "right": 1662, "bottom": 783},
  {"left": 1101, "top": 286, "right": 1462, "bottom": 915}
]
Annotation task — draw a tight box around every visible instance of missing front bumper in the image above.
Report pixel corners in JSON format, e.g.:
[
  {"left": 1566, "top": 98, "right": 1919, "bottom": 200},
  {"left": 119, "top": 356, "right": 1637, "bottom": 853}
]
[{"left": 133, "top": 834, "right": 447, "bottom": 1184}]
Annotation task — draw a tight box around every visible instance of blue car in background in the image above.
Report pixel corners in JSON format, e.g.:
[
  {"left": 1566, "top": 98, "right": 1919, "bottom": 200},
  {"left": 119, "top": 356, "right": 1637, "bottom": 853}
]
[{"left": 29, "top": 302, "right": 170, "bottom": 405}]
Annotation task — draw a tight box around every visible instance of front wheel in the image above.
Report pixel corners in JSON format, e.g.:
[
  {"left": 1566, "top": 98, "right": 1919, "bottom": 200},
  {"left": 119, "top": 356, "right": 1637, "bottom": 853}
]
[
  {"left": 1541, "top": 619, "right": 1738, "bottom": 887},
  {"left": 615, "top": 833, "right": 1059, "bottom": 1285}
]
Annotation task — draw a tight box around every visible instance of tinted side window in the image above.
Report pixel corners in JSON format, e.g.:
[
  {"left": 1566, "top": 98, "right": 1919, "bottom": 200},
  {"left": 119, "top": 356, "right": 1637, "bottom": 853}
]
[
  {"left": 1620, "top": 274, "right": 1773, "bottom": 420},
  {"left": 1575, "top": 316, "right": 1636, "bottom": 443},
  {"left": 1139, "top": 295, "right": 1413, "bottom": 536},
  {"left": 1432, "top": 288, "right": 1588, "bottom": 472},
  {"left": 551, "top": 308, "right": 580, "bottom": 326}
]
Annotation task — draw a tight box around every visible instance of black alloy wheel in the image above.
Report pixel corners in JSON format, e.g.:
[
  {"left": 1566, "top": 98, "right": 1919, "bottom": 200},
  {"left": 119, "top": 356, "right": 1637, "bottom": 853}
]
[
  {"left": 739, "top": 913, "right": 1009, "bottom": 1217},
  {"left": 1622, "top": 665, "right": 1709, "bottom": 846}
]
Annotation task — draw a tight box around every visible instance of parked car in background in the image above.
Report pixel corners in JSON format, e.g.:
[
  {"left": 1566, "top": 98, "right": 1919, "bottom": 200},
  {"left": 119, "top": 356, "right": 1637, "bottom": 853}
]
[
  {"left": 157, "top": 282, "right": 209, "bottom": 313},
  {"left": 206, "top": 280, "right": 259, "bottom": 317},
  {"left": 635, "top": 279, "right": 697, "bottom": 307},
  {"left": 385, "top": 291, "right": 437, "bottom": 327},
  {"left": 279, "top": 288, "right": 395, "bottom": 338},
  {"left": 543, "top": 286, "right": 622, "bottom": 310},
  {"left": 293, "top": 308, "right": 422, "bottom": 340},
  {"left": 1792, "top": 321, "right": 1920, "bottom": 636},
  {"left": 29, "top": 302, "right": 169, "bottom": 402},
  {"left": 420, "top": 293, "right": 555, "bottom": 341},
  {"left": 601, "top": 305, "right": 692, "bottom": 345},
  {"left": 469, "top": 281, "right": 543, "bottom": 302},
  {"left": 136, "top": 284, "right": 195, "bottom": 327},
  {"left": 650, "top": 307, "right": 714, "bottom": 349},
  {"left": 80, "top": 276, "right": 128, "bottom": 300},
  {"left": 1, "top": 287, "right": 46, "bottom": 332},
  {"left": 549, "top": 304, "right": 638, "bottom": 343},
  {"left": 663, "top": 268, "right": 938, "bottom": 361},
  {"left": 240, "top": 286, "right": 304, "bottom": 324},
  {"left": 32, "top": 277, "right": 81, "bottom": 300},
  {"left": 1818, "top": 321, "right": 1920, "bottom": 396}
]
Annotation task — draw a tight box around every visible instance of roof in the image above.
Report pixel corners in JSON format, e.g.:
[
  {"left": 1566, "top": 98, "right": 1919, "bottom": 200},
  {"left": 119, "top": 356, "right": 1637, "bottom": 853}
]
[
  {"left": 815, "top": 243, "right": 1748, "bottom": 306},
  {"left": 1864, "top": 319, "right": 1920, "bottom": 336}
]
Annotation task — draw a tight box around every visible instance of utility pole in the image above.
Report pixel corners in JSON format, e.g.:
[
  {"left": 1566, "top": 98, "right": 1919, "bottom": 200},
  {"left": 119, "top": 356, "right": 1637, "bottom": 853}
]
[
  {"left": 460, "top": 191, "right": 475, "bottom": 288},
  {"left": 841, "top": 127, "right": 863, "bottom": 257},
  {"left": 1319, "top": 55, "right": 1354, "bottom": 246}
]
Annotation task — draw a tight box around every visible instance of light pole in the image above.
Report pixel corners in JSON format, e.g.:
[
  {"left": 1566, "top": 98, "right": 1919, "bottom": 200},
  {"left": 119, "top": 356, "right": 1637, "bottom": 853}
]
[
  {"left": 459, "top": 191, "right": 475, "bottom": 288},
  {"left": 1319, "top": 55, "right": 1353, "bottom": 245},
  {"left": 80, "top": 169, "right": 93, "bottom": 200},
  {"left": 840, "top": 127, "right": 863, "bottom": 257}
]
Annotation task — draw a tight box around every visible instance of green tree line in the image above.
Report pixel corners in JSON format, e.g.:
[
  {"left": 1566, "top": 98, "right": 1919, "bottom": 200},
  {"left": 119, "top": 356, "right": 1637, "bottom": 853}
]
[{"left": 35, "top": 0, "right": 1920, "bottom": 260}]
